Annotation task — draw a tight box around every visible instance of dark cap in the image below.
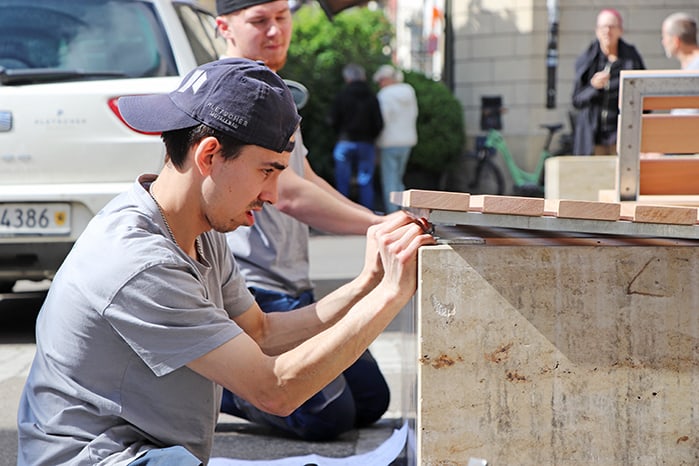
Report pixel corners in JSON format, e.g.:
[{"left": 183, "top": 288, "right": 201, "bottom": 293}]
[
  {"left": 117, "top": 58, "right": 300, "bottom": 153},
  {"left": 216, "top": 0, "right": 274, "bottom": 15}
]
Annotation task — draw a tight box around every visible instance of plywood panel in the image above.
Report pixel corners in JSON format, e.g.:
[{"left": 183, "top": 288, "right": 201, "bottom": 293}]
[
  {"left": 640, "top": 157, "right": 699, "bottom": 195},
  {"left": 642, "top": 95, "right": 699, "bottom": 110},
  {"left": 640, "top": 114, "right": 699, "bottom": 154}
]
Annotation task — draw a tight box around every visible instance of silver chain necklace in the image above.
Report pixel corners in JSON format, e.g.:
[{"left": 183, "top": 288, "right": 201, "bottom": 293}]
[{"left": 148, "top": 181, "right": 203, "bottom": 260}]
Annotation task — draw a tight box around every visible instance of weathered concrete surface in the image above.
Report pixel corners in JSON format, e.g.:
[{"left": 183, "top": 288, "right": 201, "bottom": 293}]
[{"left": 415, "top": 244, "right": 699, "bottom": 465}]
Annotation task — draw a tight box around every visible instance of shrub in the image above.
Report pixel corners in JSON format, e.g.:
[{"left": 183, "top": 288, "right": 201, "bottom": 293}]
[
  {"left": 282, "top": 5, "right": 391, "bottom": 180},
  {"left": 403, "top": 71, "right": 465, "bottom": 175},
  {"left": 282, "top": 4, "right": 465, "bottom": 184}
]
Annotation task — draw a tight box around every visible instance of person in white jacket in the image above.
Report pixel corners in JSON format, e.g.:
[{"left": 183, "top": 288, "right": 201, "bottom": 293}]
[{"left": 373, "top": 64, "right": 419, "bottom": 213}]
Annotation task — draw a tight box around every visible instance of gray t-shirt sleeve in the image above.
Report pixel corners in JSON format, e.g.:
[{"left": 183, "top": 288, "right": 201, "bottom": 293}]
[{"left": 105, "top": 249, "right": 253, "bottom": 377}]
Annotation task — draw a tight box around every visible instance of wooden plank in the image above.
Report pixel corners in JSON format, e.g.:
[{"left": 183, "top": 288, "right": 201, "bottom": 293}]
[
  {"left": 619, "top": 203, "right": 698, "bottom": 225},
  {"left": 640, "top": 114, "right": 699, "bottom": 153},
  {"left": 639, "top": 157, "right": 699, "bottom": 195},
  {"left": 390, "top": 189, "right": 470, "bottom": 211},
  {"left": 469, "top": 195, "right": 544, "bottom": 216},
  {"left": 544, "top": 199, "right": 620, "bottom": 221},
  {"left": 642, "top": 95, "right": 699, "bottom": 110}
]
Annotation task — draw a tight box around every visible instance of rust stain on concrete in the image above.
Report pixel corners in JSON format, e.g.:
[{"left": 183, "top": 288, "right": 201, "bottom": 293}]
[
  {"left": 485, "top": 343, "right": 513, "bottom": 364},
  {"left": 419, "top": 353, "right": 463, "bottom": 369},
  {"left": 506, "top": 370, "right": 527, "bottom": 383}
]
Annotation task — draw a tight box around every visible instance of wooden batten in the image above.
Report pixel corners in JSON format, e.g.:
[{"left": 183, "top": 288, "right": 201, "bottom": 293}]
[
  {"left": 390, "top": 189, "right": 470, "bottom": 211},
  {"left": 396, "top": 189, "right": 699, "bottom": 228}
]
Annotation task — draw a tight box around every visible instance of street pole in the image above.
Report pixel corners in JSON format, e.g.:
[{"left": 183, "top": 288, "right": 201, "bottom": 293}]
[
  {"left": 442, "top": 0, "right": 454, "bottom": 91},
  {"left": 546, "top": 0, "right": 559, "bottom": 109}
]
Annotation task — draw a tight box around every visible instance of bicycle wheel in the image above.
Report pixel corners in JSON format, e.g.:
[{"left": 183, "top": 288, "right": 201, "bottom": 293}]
[{"left": 468, "top": 158, "right": 505, "bottom": 195}]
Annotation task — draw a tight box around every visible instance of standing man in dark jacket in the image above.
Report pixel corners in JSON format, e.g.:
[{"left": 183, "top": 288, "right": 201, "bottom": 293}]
[
  {"left": 572, "top": 8, "right": 645, "bottom": 155},
  {"left": 329, "top": 63, "right": 384, "bottom": 210}
]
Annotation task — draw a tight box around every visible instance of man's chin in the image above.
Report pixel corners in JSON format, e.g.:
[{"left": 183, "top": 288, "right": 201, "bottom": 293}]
[{"left": 267, "top": 56, "right": 287, "bottom": 73}]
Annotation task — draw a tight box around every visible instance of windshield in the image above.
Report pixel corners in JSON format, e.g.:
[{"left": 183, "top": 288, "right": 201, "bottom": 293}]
[{"left": 0, "top": 0, "right": 177, "bottom": 78}]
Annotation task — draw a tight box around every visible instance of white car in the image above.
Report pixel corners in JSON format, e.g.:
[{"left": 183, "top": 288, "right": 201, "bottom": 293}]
[{"left": 0, "top": 0, "right": 226, "bottom": 292}]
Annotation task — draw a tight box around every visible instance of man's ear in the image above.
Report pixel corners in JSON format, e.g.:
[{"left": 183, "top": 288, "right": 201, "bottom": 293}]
[
  {"left": 193, "top": 136, "right": 222, "bottom": 176},
  {"left": 215, "top": 17, "right": 228, "bottom": 34},
  {"left": 215, "top": 17, "right": 235, "bottom": 43}
]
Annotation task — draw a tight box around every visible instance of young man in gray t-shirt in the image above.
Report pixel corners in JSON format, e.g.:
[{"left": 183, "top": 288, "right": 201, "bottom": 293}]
[{"left": 17, "top": 59, "right": 434, "bottom": 465}]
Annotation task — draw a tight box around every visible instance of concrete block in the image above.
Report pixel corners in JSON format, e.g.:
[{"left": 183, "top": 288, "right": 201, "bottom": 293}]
[
  {"left": 545, "top": 155, "right": 617, "bottom": 200},
  {"left": 412, "top": 244, "right": 699, "bottom": 465}
]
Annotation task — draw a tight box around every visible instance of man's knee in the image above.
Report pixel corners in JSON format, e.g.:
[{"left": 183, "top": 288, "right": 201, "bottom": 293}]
[{"left": 288, "top": 381, "right": 356, "bottom": 441}]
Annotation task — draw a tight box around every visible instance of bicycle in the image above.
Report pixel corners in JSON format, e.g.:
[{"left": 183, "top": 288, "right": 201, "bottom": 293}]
[{"left": 467, "top": 123, "right": 565, "bottom": 197}]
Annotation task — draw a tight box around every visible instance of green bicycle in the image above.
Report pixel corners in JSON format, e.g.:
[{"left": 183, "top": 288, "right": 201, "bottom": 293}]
[{"left": 481, "top": 123, "right": 565, "bottom": 197}]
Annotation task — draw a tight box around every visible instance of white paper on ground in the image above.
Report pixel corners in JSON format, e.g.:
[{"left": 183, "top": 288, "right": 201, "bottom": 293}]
[{"left": 208, "top": 421, "right": 407, "bottom": 466}]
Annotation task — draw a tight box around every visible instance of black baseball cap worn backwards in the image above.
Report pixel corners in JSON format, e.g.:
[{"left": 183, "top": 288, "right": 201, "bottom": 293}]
[
  {"left": 216, "top": 0, "right": 274, "bottom": 15},
  {"left": 117, "top": 58, "right": 300, "bottom": 153}
]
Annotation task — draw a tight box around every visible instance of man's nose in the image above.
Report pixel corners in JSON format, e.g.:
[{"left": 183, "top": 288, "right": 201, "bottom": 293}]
[
  {"left": 267, "top": 23, "right": 280, "bottom": 36},
  {"left": 260, "top": 181, "right": 278, "bottom": 205}
]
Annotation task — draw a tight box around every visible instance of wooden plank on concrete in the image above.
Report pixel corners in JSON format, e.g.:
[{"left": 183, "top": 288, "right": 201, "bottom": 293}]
[
  {"left": 619, "top": 203, "right": 698, "bottom": 225},
  {"left": 469, "top": 195, "right": 544, "bottom": 216},
  {"left": 640, "top": 157, "right": 699, "bottom": 195},
  {"left": 390, "top": 189, "right": 470, "bottom": 211},
  {"left": 544, "top": 199, "right": 620, "bottom": 221},
  {"left": 640, "top": 114, "right": 699, "bottom": 154}
]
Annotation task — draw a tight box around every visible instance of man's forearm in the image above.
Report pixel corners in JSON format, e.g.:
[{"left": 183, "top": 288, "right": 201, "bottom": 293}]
[{"left": 257, "top": 269, "right": 380, "bottom": 355}]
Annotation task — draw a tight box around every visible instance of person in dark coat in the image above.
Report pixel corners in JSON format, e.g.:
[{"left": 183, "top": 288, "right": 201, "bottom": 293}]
[
  {"left": 572, "top": 8, "right": 645, "bottom": 155},
  {"left": 328, "top": 63, "right": 384, "bottom": 209}
]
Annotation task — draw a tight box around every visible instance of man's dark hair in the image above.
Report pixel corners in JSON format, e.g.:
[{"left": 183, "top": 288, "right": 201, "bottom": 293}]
[{"left": 161, "top": 124, "right": 246, "bottom": 168}]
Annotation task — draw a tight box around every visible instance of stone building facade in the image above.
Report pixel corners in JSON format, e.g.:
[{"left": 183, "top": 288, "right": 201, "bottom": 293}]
[
  {"left": 200, "top": 0, "right": 699, "bottom": 172},
  {"left": 440, "top": 1, "right": 699, "bottom": 168}
]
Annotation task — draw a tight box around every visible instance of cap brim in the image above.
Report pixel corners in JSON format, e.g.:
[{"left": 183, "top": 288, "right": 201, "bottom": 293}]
[{"left": 118, "top": 93, "right": 199, "bottom": 133}]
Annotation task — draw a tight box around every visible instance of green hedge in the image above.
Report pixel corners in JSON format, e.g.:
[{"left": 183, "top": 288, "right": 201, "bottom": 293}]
[
  {"left": 403, "top": 71, "right": 464, "bottom": 174},
  {"left": 282, "top": 4, "right": 464, "bottom": 182}
]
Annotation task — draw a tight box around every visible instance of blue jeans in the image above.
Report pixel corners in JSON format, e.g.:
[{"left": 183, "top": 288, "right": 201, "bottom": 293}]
[
  {"left": 220, "top": 286, "right": 390, "bottom": 441},
  {"left": 332, "top": 140, "right": 376, "bottom": 210},
  {"left": 379, "top": 146, "right": 411, "bottom": 213},
  {"left": 128, "top": 446, "right": 201, "bottom": 466}
]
